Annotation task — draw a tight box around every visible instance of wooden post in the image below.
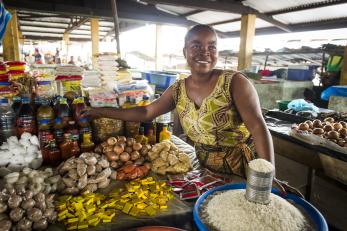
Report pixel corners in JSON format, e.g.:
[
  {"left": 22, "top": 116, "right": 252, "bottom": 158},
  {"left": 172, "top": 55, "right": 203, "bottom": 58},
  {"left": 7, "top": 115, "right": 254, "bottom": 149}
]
[
  {"left": 63, "top": 33, "right": 70, "bottom": 63},
  {"left": 90, "top": 18, "right": 99, "bottom": 69},
  {"left": 238, "top": 14, "right": 256, "bottom": 71},
  {"left": 110, "top": 0, "right": 121, "bottom": 56},
  {"left": 155, "top": 24, "right": 163, "bottom": 71},
  {"left": 340, "top": 45, "right": 347, "bottom": 85},
  {"left": 3, "top": 9, "right": 20, "bottom": 61}
]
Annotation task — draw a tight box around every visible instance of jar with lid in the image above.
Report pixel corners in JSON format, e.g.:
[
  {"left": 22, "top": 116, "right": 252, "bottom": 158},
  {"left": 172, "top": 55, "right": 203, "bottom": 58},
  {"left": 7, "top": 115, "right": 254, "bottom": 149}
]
[
  {"left": 80, "top": 133, "right": 95, "bottom": 153},
  {"left": 36, "top": 81, "right": 54, "bottom": 97},
  {"left": 59, "top": 133, "right": 73, "bottom": 160}
]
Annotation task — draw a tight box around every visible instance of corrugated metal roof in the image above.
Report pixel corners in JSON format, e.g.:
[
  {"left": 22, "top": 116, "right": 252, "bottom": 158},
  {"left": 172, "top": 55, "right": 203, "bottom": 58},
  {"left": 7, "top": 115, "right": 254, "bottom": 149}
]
[
  {"left": 274, "top": 3, "right": 347, "bottom": 24},
  {"left": 213, "top": 18, "right": 273, "bottom": 33},
  {"left": 155, "top": 4, "right": 196, "bottom": 15},
  {"left": 187, "top": 11, "right": 240, "bottom": 24},
  {"left": 243, "top": 0, "right": 325, "bottom": 13}
]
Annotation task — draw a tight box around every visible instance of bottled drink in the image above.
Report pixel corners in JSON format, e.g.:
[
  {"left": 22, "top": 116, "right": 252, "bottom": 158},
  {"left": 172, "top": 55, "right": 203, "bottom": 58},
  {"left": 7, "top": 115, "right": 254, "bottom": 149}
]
[
  {"left": 65, "top": 120, "right": 79, "bottom": 142},
  {"left": 53, "top": 117, "right": 65, "bottom": 144},
  {"left": 37, "top": 98, "right": 55, "bottom": 126},
  {"left": 0, "top": 98, "right": 16, "bottom": 143},
  {"left": 78, "top": 117, "right": 92, "bottom": 141},
  {"left": 59, "top": 133, "right": 73, "bottom": 160},
  {"left": 159, "top": 124, "right": 171, "bottom": 142},
  {"left": 56, "top": 97, "right": 71, "bottom": 126},
  {"left": 147, "top": 128, "right": 156, "bottom": 145},
  {"left": 135, "top": 126, "right": 148, "bottom": 145},
  {"left": 16, "top": 97, "right": 36, "bottom": 136},
  {"left": 80, "top": 133, "right": 95, "bottom": 153},
  {"left": 154, "top": 94, "right": 171, "bottom": 142},
  {"left": 12, "top": 96, "right": 21, "bottom": 116},
  {"left": 33, "top": 96, "right": 42, "bottom": 113},
  {"left": 38, "top": 119, "right": 53, "bottom": 148},
  {"left": 46, "top": 138, "right": 61, "bottom": 166}
]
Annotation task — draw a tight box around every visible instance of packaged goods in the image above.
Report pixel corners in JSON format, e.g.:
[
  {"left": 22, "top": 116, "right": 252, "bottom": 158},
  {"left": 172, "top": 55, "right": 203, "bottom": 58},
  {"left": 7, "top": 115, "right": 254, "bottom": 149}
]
[{"left": 92, "top": 118, "right": 124, "bottom": 142}]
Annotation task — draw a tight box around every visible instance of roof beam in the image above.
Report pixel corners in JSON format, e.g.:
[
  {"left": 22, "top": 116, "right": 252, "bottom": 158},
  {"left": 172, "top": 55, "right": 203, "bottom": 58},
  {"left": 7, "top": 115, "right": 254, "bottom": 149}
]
[
  {"left": 267, "top": 0, "right": 347, "bottom": 15},
  {"left": 65, "top": 17, "right": 89, "bottom": 34},
  {"left": 22, "top": 35, "right": 90, "bottom": 42},
  {"left": 181, "top": 10, "right": 204, "bottom": 17},
  {"left": 209, "top": 18, "right": 240, "bottom": 27}
]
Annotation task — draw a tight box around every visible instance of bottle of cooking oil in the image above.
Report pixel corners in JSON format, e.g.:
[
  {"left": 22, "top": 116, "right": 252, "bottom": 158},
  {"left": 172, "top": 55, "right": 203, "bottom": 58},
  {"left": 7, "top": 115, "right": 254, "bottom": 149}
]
[{"left": 159, "top": 124, "right": 171, "bottom": 142}]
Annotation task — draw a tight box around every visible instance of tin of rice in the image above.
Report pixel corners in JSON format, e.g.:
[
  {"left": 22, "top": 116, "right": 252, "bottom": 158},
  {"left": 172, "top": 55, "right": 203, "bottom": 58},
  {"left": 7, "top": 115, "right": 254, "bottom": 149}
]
[{"left": 200, "top": 189, "right": 315, "bottom": 231}]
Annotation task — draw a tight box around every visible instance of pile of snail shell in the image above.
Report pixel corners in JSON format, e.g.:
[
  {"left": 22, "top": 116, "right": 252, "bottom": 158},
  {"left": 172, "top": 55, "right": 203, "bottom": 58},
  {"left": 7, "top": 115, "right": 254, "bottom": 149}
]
[{"left": 296, "top": 117, "right": 347, "bottom": 147}]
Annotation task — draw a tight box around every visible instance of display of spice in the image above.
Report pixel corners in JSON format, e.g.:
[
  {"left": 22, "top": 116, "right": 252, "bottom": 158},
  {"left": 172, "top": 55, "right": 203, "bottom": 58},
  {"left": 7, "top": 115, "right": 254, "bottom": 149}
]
[
  {"left": 294, "top": 117, "right": 347, "bottom": 147},
  {"left": 148, "top": 140, "right": 191, "bottom": 175},
  {"left": 95, "top": 136, "right": 152, "bottom": 172},
  {"left": 106, "top": 177, "right": 173, "bottom": 217},
  {"left": 92, "top": 118, "right": 124, "bottom": 142},
  {"left": 57, "top": 152, "right": 114, "bottom": 195},
  {"left": 115, "top": 163, "right": 150, "bottom": 181}
]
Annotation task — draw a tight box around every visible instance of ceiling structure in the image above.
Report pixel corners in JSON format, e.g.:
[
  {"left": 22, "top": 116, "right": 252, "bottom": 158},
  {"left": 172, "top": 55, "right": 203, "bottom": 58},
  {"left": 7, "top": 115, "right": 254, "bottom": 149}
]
[{"left": 3, "top": 0, "right": 347, "bottom": 42}]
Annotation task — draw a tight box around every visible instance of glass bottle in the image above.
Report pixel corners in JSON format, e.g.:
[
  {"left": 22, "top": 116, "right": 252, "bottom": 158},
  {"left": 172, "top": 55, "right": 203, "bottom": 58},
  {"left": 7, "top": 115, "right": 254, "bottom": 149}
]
[
  {"left": 65, "top": 120, "right": 79, "bottom": 142},
  {"left": 59, "top": 133, "right": 73, "bottom": 160},
  {"left": 159, "top": 124, "right": 171, "bottom": 142},
  {"left": 147, "top": 128, "right": 156, "bottom": 145},
  {"left": 80, "top": 133, "right": 95, "bottom": 153},
  {"left": 56, "top": 97, "right": 71, "bottom": 126},
  {"left": 0, "top": 98, "right": 16, "bottom": 143},
  {"left": 37, "top": 98, "right": 55, "bottom": 126},
  {"left": 71, "top": 140, "right": 81, "bottom": 157},
  {"left": 135, "top": 127, "right": 148, "bottom": 145},
  {"left": 47, "top": 138, "right": 61, "bottom": 166},
  {"left": 78, "top": 117, "right": 92, "bottom": 141},
  {"left": 53, "top": 117, "right": 65, "bottom": 144},
  {"left": 16, "top": 97, "right": 36, "bottom": 136}
]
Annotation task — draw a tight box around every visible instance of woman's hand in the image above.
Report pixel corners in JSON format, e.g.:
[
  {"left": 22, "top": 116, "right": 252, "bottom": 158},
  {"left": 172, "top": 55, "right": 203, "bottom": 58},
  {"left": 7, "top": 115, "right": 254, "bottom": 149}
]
[{"left": 273, "top": 178, "right": 304, "bottom": 198}]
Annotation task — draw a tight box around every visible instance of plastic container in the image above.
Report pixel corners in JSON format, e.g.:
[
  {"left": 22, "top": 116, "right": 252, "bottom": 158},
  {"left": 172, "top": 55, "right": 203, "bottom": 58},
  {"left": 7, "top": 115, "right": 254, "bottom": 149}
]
[
  {"left": 56, "top": 97, "right": 72, "bottom": 126},
  {"left": 12, "top": 96, "right": 21, "bottom": 115},
  {"left": 276, "top": 100, "right": 291, "bottom": 111},
  {"left": 287, "top": 66, "right": 316, "bottom": 81},
  {"left": 0, "top": 98, "right": 16, "bottom": 143},
  {"left": 16, "top": 97, "right": 36, "bottom": 136},
  {"left": 193, "top": 183, "right": 328, "bottom": 231},
  {"left": 142, "top": 71, "right": 177, "bottom": 92}
]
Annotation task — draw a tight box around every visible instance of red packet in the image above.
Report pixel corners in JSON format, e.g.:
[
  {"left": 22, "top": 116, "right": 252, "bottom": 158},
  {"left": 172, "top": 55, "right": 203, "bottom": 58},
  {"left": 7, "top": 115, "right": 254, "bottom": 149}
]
[
  {"left": 168, "top": 180, "right": 189, "bottom": 188},
  {"left": 192, "top": 175, "right": 221, "bottom": 190},
  {"left": 206, "top": 181, "right": 225, "bottom": 190},
  {"left": 168, "top": 174, "right": 186, "bottom": 182},
  {"left": 186, "top": 170, "right": 203, "bottom": 180},
  {"left": 180, "top": 184, "right": 200, "bottom": 200}
]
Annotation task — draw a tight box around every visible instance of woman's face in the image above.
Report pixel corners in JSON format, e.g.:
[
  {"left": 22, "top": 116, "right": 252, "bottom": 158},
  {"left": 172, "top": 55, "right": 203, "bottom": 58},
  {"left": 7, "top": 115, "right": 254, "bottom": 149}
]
[{"left": 184, "top": 29, "right": 218, "bottom": 75}]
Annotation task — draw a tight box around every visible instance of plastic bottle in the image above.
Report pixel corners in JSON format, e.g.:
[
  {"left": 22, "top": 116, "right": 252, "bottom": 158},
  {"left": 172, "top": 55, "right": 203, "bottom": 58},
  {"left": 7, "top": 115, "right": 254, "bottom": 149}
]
[
  {"left": 124, "top": 97, "right": 140, "bottom": 138},
  {"left": 12, "top": 96, "right": 21, "bottom": 116},
  {"left": 59, "top": 133, "right": 73, "bottom": 160},
  {"left": 80, "top": 133, "right": 95, "bottom": 153},
  {"left": 37, "top": 98, "right": 55, "bottom": 126},
  {"left": 122, "top": 96, "right": 132, "bottom": 109},
  {"left": 147, "top": 128, "right": 156, "bottom": 145},
  {"left": 138, "top": 95, "right": 154, "bottom": 135},
  {"left": 138, "top": 95, "right": 150, "bottom": 106},
  {"left": 56, "top": 97, "right": 72, "bottom": 126},
  {"left": 41, "top": 133, "right": 53, "bottom": 165},
  {"left": 71, "top": 140, "right": 81, "bottom": 157},
  {"left": 154, "top": 94, "right": 171, "bottom": 142},
  {"left": 78, "top": 117, "right": 92, "bottom": 141},
  {"left": 53, "top": 117, "right": 65, "bottom": 144},
  {"left": 33, "top": 96, "right": 42, "bottom": 113},
  {"left": 16, "top": 97, "right": 36, "bottom": 136},
  {"left": 135, "top": 127, "right": 148, "bottom": 145},
  {"left": 73, "top": 97, "right": 87, "bottom": 122},
  {"left": 0, "top": 98, "right": 16, "bottom": 143},
  {"left": 38, "top": 119, "right": 53, "bottom": 148},
  {"left": 46, "top": 138, "right": 61, "bottom": 166},
  {"left": 65, "top": 121, "right": 79, "bottom": 142},
  {"left": 159, "top": 124, "right": 171, "bottom": 142}
]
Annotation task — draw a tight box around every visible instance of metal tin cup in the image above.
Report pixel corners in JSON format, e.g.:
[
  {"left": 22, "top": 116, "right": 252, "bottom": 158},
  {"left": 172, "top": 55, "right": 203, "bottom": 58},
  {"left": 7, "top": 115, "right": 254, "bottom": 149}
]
[{"left": 245, "top": 165, "right": 275, "bottom": 204}]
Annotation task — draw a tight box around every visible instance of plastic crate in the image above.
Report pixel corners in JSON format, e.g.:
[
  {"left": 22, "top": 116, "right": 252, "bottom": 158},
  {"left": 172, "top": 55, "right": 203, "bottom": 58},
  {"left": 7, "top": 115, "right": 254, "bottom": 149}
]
[
  {"left": 142, "top": 71, "right": 177, "bottom": 91},
  {"left": 287, "top": 66, "right": 316, "bottom": 81}
]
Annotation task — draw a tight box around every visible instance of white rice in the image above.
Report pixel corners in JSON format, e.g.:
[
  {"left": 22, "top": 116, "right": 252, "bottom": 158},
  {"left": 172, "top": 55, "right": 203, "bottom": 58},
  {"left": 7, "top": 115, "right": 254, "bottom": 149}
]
[
  {"left": 249, "top": 158, "right": 274, "bottom": 173},
  {"left": 204, "top": 189, "right": 307, "bottom": 231}
]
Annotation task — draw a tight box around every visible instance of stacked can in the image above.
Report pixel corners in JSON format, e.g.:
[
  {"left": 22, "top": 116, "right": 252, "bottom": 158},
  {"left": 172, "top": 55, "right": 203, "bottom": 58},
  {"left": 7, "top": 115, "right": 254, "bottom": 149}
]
[{"left": 245, "top": 159, "right": 275, "bottom": 204}]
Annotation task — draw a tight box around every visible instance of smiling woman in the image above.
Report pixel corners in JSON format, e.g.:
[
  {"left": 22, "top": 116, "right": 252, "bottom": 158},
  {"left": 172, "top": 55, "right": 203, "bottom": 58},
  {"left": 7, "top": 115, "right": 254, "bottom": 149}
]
[{"left": 83, "top": 24, "right": 292, "bottom": 193}]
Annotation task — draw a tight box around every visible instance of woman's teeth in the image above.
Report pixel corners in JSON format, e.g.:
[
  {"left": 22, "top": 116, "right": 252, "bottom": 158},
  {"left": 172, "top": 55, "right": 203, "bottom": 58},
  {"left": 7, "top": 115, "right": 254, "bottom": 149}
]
[{"left": 196, "top": 60, "right": 209, "bottom": 64}]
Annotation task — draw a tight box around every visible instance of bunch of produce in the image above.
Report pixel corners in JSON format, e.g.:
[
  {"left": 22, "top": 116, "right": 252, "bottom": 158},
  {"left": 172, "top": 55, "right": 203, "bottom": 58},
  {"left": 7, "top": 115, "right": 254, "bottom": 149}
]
[
  {"left": 295, "top": 117, "right": 347, "bottom": 147},
  {"left": 0, "top": 133, "right": 42, "bottom": 175},
  {"left": 95, "top": 136, "right": 152, "bottom": 170},
  {"left": 3, "top": 167, "right": 62, "bottom": 195},
  {"left": 57, "top": 152, "right": 114, "bottom": 195},
  {"left": 0, "top": 188, "right": 57, "bottom": 231},
  {"left": 56, "top": 193, "right": 116, "bottom": 230},
  {"left": 148, "top": 140, "right": 191, "bottom": 175}
]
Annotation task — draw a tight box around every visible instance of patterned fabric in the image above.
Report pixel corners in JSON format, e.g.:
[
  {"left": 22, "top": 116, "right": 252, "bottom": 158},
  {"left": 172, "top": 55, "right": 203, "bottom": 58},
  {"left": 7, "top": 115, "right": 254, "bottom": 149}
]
[{"left": 172, "top": 70, "right": 256, "bottom": 176}]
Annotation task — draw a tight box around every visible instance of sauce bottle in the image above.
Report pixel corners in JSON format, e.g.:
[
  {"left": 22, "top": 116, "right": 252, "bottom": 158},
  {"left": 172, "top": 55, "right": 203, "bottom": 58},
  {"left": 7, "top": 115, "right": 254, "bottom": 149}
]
[
  {"left": 16, "top": 97, "right": 36, "bottom": 136},
  {"left": 59, "top": 133, "right": 73, "bottom": 160},
  {"left": 159, "top": 124, "right": 171, "bottom": 142},
  {"left": 71, "top": 139, "right": 81, "bottom": 157},
  {"left": 135, "top": 127, "right": 148, "bottom": 145},
  {"left": 37, "top": 98, "right": 55, "bottom": 126},
  {"left": 78, "top": 117, "right": 92, "bottom": 141},
  {"left": 38, "top": 119, "right": 52, "bottom": 147},
  {"left": 41, "top": 133, "right": 54, "bottom": 165},
  {"left": 147, "top": 128, "right": 156, "bottom": 145},
  {"left": 12, "top": 96, "right": 21, "bottom": 116},
  {"left": 47, "top": 138, "right": 61, "bottom": 166},
  {"left": 65, "top": 120, "right": 79, "bottom": 142},
  {"left": 80, "top": 133, "right": 95, "bottom": 153},
  {"left": 56, "top": 97, "right": 71, "bottom": 126},
  {"left": 53, "top": 117, "right": 65, "bottom": 144}
]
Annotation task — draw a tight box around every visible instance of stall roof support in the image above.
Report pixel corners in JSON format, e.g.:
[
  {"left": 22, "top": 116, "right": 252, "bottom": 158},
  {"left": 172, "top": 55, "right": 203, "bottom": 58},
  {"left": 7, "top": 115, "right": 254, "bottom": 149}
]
[
  {"left": 238, "top": 14, "right": 256, "bottom": 71},
  {"left": 3, "top": 9, "right": 20, "bottom": 61},
  {"left": 91, "top": 18, "right": 99, "bottom": 69},
  {"left": 340, "top": 45, "right": 347, "bottom": 85}
]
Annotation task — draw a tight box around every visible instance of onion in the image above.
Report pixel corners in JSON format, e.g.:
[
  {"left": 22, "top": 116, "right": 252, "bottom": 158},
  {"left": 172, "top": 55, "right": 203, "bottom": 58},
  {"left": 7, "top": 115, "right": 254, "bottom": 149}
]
[
  {"left": 312, "top": 128, "right": 324, "bottom": 135},
  {"left": 113, "top": 145, "right": 124, "bottom": 155},
  {"left": 125, "top": 146, "right": 133, "bottom": 154},
  {"left": 101, "top": 142, "right": 108, "bottom": 148},
  {"left": 298, "top": 123, "right": 309, "bottom": 131},
  {"left": 132, "top": 143, "right": 142, "bottom": 151},
  {"left": 324, "top": 117, "right": 334, "bottom": 123},
  {"left": 107, "top": 137, "right": 117, "bottom": 146},
  {"left": 340, "top": 121, "right": 347, "bottom": 128},
  {"left": 312, "top": 119, "right": 322, "bottom": 128},
  {"left": 110, "top": 161, "right": 119, "bottom": 169},
  {"left": 118, "top": 136, "right": 127, "bottom": 143},
  {"left": 339, "top": 128, "right": 347, "bottom": 137},
  {"left": 105, "top": 152, "right": 118, "bottom": 161},
  {"left": 323, "top": 124, "right": 333, "bottom": 132},
  {"left": 103, "top": 146, "right": 113, "bottom": 154},
  {"left": 328, "top": 131, "right": 339, "bottom": 140},
  {"left": 120, "top": 152, "right": 130, "bottom": 162},
  {"left": 126, "top": 138, "right": 135, "bottom": 147},
  {"left": 130, "top": 151, "right": 140, "bottom": 161},
  {"left": 304, "top": 120, "right": 313, "bottom": 129}
]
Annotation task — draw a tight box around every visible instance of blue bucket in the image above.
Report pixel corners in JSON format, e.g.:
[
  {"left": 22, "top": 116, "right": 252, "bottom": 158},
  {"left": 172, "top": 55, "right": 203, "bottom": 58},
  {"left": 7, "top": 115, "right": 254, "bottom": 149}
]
[{"left": 193, "top": 183, "right": 328, "bottom": 231}]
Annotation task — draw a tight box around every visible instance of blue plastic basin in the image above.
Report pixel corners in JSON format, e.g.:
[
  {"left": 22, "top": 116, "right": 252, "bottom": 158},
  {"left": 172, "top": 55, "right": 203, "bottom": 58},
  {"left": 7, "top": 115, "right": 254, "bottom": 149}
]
[{"left": 193, "top": 183, "right": 328, "bottom": 231}]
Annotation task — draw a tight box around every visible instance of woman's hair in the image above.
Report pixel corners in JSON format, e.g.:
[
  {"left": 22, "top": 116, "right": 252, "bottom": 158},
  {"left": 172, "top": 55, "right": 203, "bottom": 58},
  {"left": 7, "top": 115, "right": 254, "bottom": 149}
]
[{"left": 184, "top": 24, "right": 217, "bottom": 47}]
